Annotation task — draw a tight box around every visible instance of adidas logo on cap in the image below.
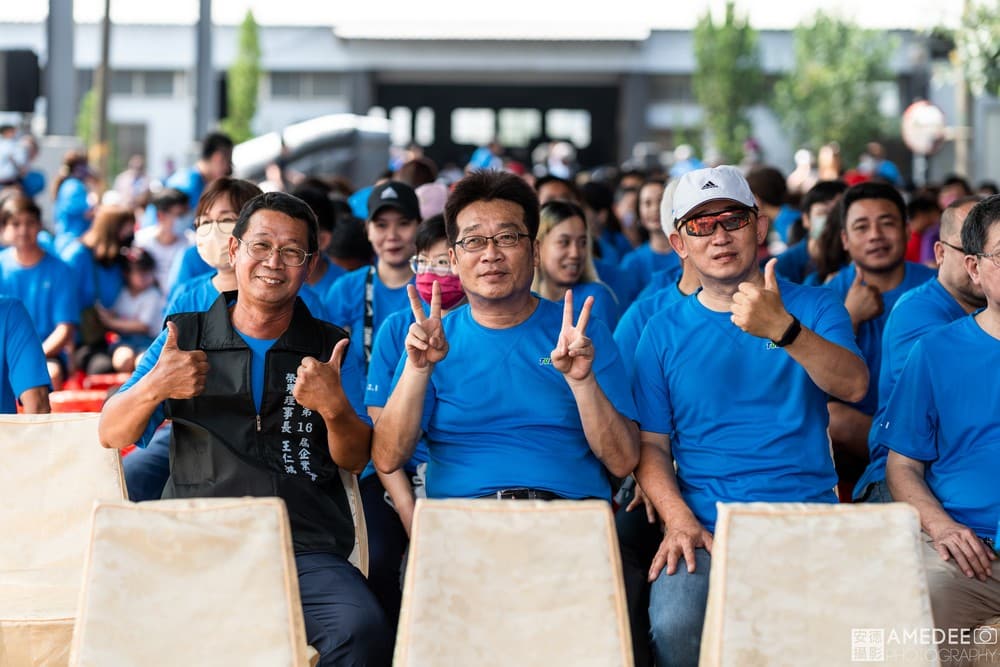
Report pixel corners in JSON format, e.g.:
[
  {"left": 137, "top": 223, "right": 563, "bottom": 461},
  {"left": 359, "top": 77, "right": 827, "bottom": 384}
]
[
  {"left": 381, "top": 186, "right": 398, "bottom": 199},
  {"left": 701, "top": 181, "right": 718, "bottom": 190}
]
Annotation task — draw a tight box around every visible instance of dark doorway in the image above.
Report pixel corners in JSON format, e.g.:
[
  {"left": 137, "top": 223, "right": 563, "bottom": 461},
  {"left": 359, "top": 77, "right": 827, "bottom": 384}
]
[{"left": 375, "top": 82, "right": 619, "bottom": 170}]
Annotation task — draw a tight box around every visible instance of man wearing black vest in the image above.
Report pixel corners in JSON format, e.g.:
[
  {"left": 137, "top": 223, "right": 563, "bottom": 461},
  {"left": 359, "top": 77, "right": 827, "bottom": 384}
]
[{"left": 100, "top": 192, "right": 392, "bottom": 666}]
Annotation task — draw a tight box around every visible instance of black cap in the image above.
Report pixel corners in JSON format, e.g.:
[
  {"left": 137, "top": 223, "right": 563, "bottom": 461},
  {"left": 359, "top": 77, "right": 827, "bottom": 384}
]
[{"left": 367, "top": 181, "right": 421, "bottom": 222}]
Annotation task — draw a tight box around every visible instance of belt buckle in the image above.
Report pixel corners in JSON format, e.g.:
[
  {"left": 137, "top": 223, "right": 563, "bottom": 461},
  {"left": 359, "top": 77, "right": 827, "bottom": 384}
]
[
  {"left": 495, "top": 488, "right": 528, "bottom": 500},
  {"left": 984, "top": 537, "right": 996, "bottom": 550}
]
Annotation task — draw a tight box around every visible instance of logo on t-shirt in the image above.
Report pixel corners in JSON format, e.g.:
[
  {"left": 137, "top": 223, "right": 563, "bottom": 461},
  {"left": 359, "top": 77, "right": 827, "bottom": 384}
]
[
  {"left": 765, "top": 341, "right": 778, "bottom": 350},
  {"left": 538, "top": 356, "right": 552, "bottom": 366}
]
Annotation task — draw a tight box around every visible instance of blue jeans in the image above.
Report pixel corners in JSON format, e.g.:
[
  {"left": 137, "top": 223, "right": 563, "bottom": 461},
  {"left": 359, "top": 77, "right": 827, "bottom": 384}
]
[
  {"left": 122, "top": 423, "right": 172, "bottom": 501},
  {"left": 648, "top": 547, "right": 712, "bottom": 667},
  {"left": 296, "top": 552, "right": 393, "bottom": 667},
  {"left": 855, "top": 479, "right": 892, "bottom": 503}
]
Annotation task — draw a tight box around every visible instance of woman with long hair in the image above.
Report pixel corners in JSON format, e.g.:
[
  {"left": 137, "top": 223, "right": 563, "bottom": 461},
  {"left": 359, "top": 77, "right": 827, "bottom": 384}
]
[
  {"left": 60, "top": 205, "right": 136, "bottom": 373},
  {"left": 532, "top": 199, "right": 620, "bottom": 327}
]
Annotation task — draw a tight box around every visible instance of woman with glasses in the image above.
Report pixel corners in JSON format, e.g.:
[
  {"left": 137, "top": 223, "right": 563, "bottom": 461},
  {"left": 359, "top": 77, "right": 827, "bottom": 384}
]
[
  {"left": 361, "top": 214, "right": 464, "bottom": 640},
  {"left": 533, "top": 199, "right": 620, "bottom": 328}
]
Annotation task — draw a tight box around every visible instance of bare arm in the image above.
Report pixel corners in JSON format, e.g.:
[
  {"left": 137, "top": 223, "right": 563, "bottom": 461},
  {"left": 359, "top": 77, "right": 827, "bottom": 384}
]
[
  {"left": 731, "top": 259, "right": 868, "bottom": 403},
  {"left": 553, "top": 291, "right": 639, "bottom": 477},
  {"left": 372, "top": 359, "right": 431, "bottom": 474},
  {"left": 887, "top": 450, "right": 995, "bottom": 580},
  {"left": 18, "top": 386, "right": 50, "bottom": 413},
  {"left": 373, "top": 284, "right": 447, "bottom": 475},
  {"left": 634, "top": 430, "right": 713, "bottom": 580},
  {"left": 99, "top": 322, "right": 207, "bottom": 448},
  {"left": 567, "top": 373, "right": 639, "bottom": 477},
  {"left": 827, "top": 402, "right": 872, "bottom": 459},
  {"left": 42, "top": 323, "right": 74, "bottom": 357}
]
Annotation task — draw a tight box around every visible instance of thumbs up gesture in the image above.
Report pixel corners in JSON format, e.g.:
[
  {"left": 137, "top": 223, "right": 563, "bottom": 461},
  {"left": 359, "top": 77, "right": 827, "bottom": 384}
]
[
  {"left": 293, "top": 338, "right": 351, "bottom": 419},
  {"left": 843, "top": 266, "right": 884, "bottom": 328},
  {"left": 730, "top": 258, "right": 795, "bottom": 341},
  {"left": 152, "top": 321, "right": 209, "bottom": 400}
]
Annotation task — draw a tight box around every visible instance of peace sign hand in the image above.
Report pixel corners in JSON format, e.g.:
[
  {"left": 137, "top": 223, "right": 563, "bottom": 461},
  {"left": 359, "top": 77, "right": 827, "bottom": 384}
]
[
  {"left": 551, "top": 289, "right": 595, "bottom": 383},
  {"left": 404, "top": 282, "right": 449, "bottom": 371}
]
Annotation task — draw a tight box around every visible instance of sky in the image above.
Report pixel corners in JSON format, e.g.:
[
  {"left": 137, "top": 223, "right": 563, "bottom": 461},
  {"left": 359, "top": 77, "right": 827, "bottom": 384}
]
[{"left": 4, "top": 0, "right": 964, "bottom": 34}]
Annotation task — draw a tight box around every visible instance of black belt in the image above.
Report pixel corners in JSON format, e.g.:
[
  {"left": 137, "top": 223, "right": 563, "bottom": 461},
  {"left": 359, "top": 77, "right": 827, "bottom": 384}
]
[{"left": 487, "top": 488, "right": 564, "bottom": 501}]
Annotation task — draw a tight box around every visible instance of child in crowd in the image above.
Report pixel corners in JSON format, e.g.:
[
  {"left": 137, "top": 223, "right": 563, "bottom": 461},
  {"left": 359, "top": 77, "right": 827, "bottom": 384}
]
[{"left": 96, "top": 249, "right": 162, "bottom": 373}]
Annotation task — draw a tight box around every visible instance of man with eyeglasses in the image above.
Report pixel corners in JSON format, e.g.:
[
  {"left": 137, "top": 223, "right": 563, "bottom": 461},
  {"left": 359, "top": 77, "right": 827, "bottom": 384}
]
[
  {"left": 100, "top": 192, "right": 393, "bottom": 667},
  {"left": 824, "top": 182, "right": 937, "bottom": 498},
  {"left": 855, "top": 196, "right": 985, "bottom": 504},
  {"left": 631, "top": 166, "right": 868, "bottom": 667},
  {"left": 373, "top": 169, "right": 639, "bottom": 505},
  {"left": 883, "top": 195, "right": 1000, "bottom": 664}
]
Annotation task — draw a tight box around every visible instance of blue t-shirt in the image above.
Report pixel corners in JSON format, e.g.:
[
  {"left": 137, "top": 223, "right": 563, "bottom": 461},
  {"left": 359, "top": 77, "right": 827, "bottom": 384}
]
[
  {"left": 0, "top": 249, "right": 80, "bottom": 340},
  {"left": 596, "top": 228, "right": 633, "bottom": 266},
  {"left": 876, "top": 317, "right": 1000, "bottom": 538},
  {"left": 633, "top": 282, "right": 859, "bottom": 531},
  {"left": 324, "top": 265, "right": 414, "bottom": 380},
  {"left": 0, "top": 297, "right": 50, "bottom": 413},
  {"left": 166, "top": 246, "right": 213, "bottom": 302},
  {"left": 774, "top": 239, "right": 814, "bottom": 284},
  {"left": 619, "top": 243, "right": 681, "bottom": 294},
  {"left": 594, "top": 257, "right": 642, "bottom": 310},
  {"left": 854, "top": 278, "right": 969, "bottom": 497},
  {"left": 118, "top": 315, "right": 371, "bottom": 449},
  {"left": 391, "top": 298, "right": 637, "bottom": 500},
  {"left": 614, "top": 280, "right": 689, "bottom": 381},
  {"left": 772, "top": 204, "right": 802, "bottom": 245},
  {"left": 364, "top": 306, "right": 433, "bottom": 474},
  {"left": 164, "top": 272, "right": 332, "bottom": 325},
  {"left": 53, "top": 177, "right": 91, "bottom": 246},
  {"left": 59, "top": 240, "right": 124, "bottom": 309},
  {"left": 824, "top": 262, "right": 937, "bottom": 415},
  {"left": 309, "top": 255, "right": 346, "bottom": 300},
  {"left": 635, "top": 264, "right": 684, "bottom": 302},
  {"left": 558, "top": 280, "right": 619, "bottom": 330},
  {"left": 235, "top": 329, "right": 278, "bottom": 412}
]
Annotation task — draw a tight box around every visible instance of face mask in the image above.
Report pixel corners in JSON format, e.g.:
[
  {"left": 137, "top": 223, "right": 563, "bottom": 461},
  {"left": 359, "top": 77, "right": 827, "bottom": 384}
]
[
  {"left": 196, "top": 228, "right": 231, "bottom": 269},
  {"left": 415, "top": 272, "right": 465, "bottom": 310},
  {"left": 808, "top": 214, "right": 827, "bottom": 240}
]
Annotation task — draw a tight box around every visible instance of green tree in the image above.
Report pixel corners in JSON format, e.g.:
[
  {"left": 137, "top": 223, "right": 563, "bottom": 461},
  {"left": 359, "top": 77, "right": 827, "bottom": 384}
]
[
  {"left": 774, "top": 12, "right": 896, "bottom": 164},
  {"left": 75, "top": 88, "right": 122, "bottom": 175},
  {"left": 956, "top": 0, "right": 1000, "bottom": 97},
  {"left": 692, "top": 1, "right": 764, "bottom": 163},
  {"left": 220, "top": 10, "right": 261, "bottom": 143}
]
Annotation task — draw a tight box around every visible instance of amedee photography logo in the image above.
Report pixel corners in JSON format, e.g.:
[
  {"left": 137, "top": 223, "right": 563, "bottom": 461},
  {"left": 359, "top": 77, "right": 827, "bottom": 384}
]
[{"left": 851, "top": 626, "right": 1000, "bottom": 663}]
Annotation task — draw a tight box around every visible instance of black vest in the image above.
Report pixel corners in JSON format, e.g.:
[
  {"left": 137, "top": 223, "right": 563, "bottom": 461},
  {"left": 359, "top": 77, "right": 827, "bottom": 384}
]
[{"left": 162, "top": 292, "right": 356, "bottom": 557}]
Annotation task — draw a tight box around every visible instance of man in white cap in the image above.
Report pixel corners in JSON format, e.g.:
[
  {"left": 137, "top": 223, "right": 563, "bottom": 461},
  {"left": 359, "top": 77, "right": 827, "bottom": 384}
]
[{"left": 632, "top": 166, "right": 869, "bottom": 666}]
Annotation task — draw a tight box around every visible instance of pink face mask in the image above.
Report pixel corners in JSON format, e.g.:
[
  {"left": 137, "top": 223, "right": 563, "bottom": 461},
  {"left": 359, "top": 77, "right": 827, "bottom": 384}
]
[{"left": 415, "top": 272, "right": 465, "bottom": 310}]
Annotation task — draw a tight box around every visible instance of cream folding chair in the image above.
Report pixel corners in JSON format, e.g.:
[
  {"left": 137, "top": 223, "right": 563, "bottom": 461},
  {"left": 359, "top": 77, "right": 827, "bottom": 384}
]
[
  {"left": 700, "top": 502, "right": 938, "bottom": 667},
  {"left": 394, "top": 498, "right": 633, "bottom": 667},
  {"left": 68, "top": 497, "right": 320, "bottom": 667},
  {"left": 0, "top": 413, "right": 127, "bottom": 667}
]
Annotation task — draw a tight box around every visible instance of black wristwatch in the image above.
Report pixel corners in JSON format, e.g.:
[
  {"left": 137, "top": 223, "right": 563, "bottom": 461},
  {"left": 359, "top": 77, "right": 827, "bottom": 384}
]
[{"left": 772, "top": 316, "right": 801, "bottom": 348}]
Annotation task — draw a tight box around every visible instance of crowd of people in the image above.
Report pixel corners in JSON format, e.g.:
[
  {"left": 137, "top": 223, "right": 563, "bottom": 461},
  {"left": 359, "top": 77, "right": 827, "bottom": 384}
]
[{"left": 0, "top": 129, "right": 998, "bottom": 667}]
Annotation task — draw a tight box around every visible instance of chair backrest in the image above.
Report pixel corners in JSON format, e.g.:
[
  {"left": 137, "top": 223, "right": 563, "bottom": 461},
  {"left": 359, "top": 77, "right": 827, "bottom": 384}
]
[
  {"left": 700, "top": 502, "right": 938, "bottom": 667},
  {"left": 394, "top": 499, "right": 633, "bottom": 667},
  {"left": 340, "top": 469, "right": 368, "bottom": 577},
  {"left": 0, "top": 413, "right": 126, "bottom": 667},
  {"left": 68, "top": 497, "right": 313, "bottom": 667}
]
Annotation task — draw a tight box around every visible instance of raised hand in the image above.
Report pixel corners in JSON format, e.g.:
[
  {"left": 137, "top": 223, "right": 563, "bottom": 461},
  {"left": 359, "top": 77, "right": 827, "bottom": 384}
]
[
  {"left": 153, "top": 321, "right": 209, "bottom": 400},
  {"left": 844, "top": 266, "right": 884, "bottom": 327},
  {"left": 730, "top": 258, "right": 793, "bottom": 341},
  {"left": 404, "top": 281, "right": 448, "bottom": 370},
  {"left": 551, "top": 289, "right": 595, "bottom": 383},
  {"left": 294, "top": 338, "right": 350, "bottom": 418}
]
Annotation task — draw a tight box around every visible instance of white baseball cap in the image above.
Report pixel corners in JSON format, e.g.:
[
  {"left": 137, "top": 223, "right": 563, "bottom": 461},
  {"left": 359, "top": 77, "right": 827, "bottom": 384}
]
[{"left": 671, "top": 165, "right": 757, "bottom": 223}]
